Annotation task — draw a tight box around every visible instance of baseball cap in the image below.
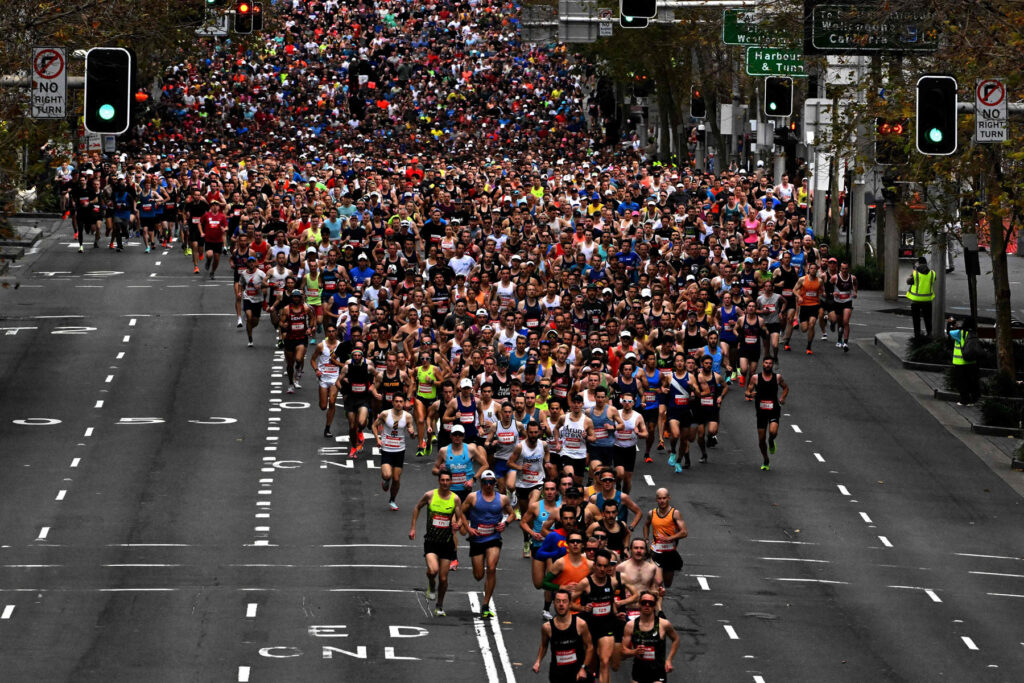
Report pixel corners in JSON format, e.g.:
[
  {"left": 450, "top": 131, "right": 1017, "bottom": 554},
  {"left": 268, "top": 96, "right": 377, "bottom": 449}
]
[
  {"left": 290, "top": 288, "right": 302, "bottom": 296},
  {"left": 591, "top": 347, "right": 604, "bottom": 355},
  {"left": 620, "top": 330, "right": 632, "bottom": 338},
  {"left": 348, "top": 296, "right": 359, "bottom": 304},
  {"left": 641, "top": 288, "right": 652, "bottom": 298},
  {"left": 744, "top": 257, "right": 754, "bottom": 264},
  {"left": 459, "top": 378, "right": 473, "bottom": 389},
  {"left": 476, "top": 308, "right": 488, "bottom": 316},
  {"left": 451, "top": 424, "right": 466, "bottom": 435},
  {"left": 602, "top": 287, "right": 613, "bottom": 294},
  {"left": 566, "top": 486, "right": 583, "bottom": 498},
  {"left": 479, "top": 469, "right": 497, "bottom": 481},
  {"left": 246, "top": 256, "right": 257, "bottom": 261}
]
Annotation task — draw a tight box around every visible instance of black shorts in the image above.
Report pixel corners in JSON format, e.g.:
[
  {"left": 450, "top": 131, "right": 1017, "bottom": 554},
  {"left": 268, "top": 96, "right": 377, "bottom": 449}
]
[
  {"left": 650, "top": 548, "right": 684, "bottom": 572},
  {"left": 588, "top": 445, "right": 613, "bottom": 465},
  {"left": 346, "top": 397, "right": 371, "bottom": 414},
  {"left": 833, "top": 301, "right": 853, "bottom": 311},
  {"left": 631, "top": 662, "right": 668, "bottom": 683},
  {"left": 613, "top": 445, "right": 638, "bottom": 472},
  {"left": 698, "top": 403, "right": 720, "bottom": 424},
  {"left": 381, "top": 448, "right": 405, "bottom": 469},
  {"left": 140, "top": 215, "right": 159, "bottom": 229},
  {"left": 205, "top": 240, "right": 224, "bottom": 252},
  {"left": 739, "top": 345, "right": 761, "bottom": 362},
  {"left": 765, "top": 322, "right": 781, "bottom": 335},
  {"left": 453, "top": 488, "right": 472, "bottom": 503},
  {"left": 469, "top": 538, "right": 502, "bottom": 557},
  {"left": 516, "top": 482, "right": 542, "bottom": 496},
  {"left": 555, "top": 455, "right": 586, "bottom": 473},
  {"left": 756, "top": 408, "right": 781, "bottom": 430},
  {"left": 584, "top": 614, "right": 618, "bottom": 640},
  {"left": 283, "top": 338, "right": 307, "bottom": 352},
  {"left": 665, "top": 406, "right": 692, "bottom": 426},
  {"left": 642, "top": 406, "right": 660, "bottom": 425},
  {"left": 188, "top": 225, "right": 203, "bottom": 244},
  {"left": 423, "top": 540, "right": 457, "bottom": 562},
  {"left": 243, "top": 299, "right": 262, "bottom": 317},
  {"left": 798, "top": 305, "right": 818, "bottom": 323}
]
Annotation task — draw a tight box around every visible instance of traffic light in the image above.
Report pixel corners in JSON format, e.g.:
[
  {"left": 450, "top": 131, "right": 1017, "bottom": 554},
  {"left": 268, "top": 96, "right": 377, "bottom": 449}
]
[
  {"left": 620, "top": 0, "right": 658, "bottom": 19},
  {"left": 631, "top": 75, "right": 652, "bottom": 100},
  {"left": 620, "top": 14, "right": 649, "bottom": 29},
  {"left": 234, "top": 1, "right": 253, "bottom": 33},
  {"left": 251, "top": 3, "right": 263, "bottom": 31},
  {"left": 690, "top": 87, "right": 706, "bottom": 119},
  {"left": 764, "top": 76, "right": 793, "bottom": 118},
  {"left": 875, "top": 118, "right": 909, "bottom": 165},
  {"left": 84, "top": 47, "right": 134, "bottom": 135},
  {"left": 916, "top": 75, "right": 958, "bottom": 155}
]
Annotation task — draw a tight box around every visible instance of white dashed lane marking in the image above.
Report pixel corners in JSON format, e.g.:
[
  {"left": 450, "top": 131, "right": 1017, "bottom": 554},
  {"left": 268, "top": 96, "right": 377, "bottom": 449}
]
[
  {"left": 859, "top": 512, "right": 873, "bottom": 524},
  {"left": 55, "top": 490, "right": 66, "bottom": 501},
  {"left": 122, "top": 335, "right": 130, "bottom": 343},
  {"left": 697, "top": 576, "right": 710, "bottom": 591},
  {"left": 723, "top": 624, "right": 739, "bottom": 640},
  {"left": 1, "top": 605, "right": 14, "bottom": 619},
  {"left": 969, "top": 571, "right": 1024, "bottom": 578},
  {"left": 879, "top": 536, "right": 893, "bottom": 548},
  {"left": 837, "top": 484, "right": 850, "bottom": 496},
  {"left": 94, "top": 400, "right": 104, "bottom": 409},
  {"left": 644, "top": 474, "right": 655, "bottom": 487},
  {"left": 70, "top": 458, "right": 80, "bottom": 468},
  {"left": 925, "top": 590, "right": 942, "bottom": 603},
  {"left": 962, "top": 636, "right": 979, "bottom": 651},
  {"left": 238, "top": 666, "right": 251, "bottom": 682},
  {"left": 129, "top": 318, "right": 137, "bottom": 327},
  {"left": 246, "top": 603, "right": 258, "bottom": 618},
  {"left": 36, "top": 527, "right": 50, "bottom": 541},
  {"left": 791, "top": 424, "right": 802, "bottom": 433},
  {"left": 813, "top": 452, "right": 825, "bottom": 462},
  {"left": 84, "top": 427, "right": 93, "bottom": 437}
]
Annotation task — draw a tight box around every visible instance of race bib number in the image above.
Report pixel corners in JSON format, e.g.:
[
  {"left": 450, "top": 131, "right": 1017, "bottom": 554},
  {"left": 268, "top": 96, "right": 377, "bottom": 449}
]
[
  {"left": 290, "top": 322, "right": 305, "bottom": 331},
  {"left": 593, "top": 427, "right": 608, "bottom": 440},
  {"left": 782, "top": 289, "right": 793, "bottom": 297},
  {"left": 758, "top": 400, "right": 774, "bottom": 411},
  {"left": 674, "top": 396, "right": 688, "bottom": 406},
  {"left": 351, "top": 383, "right": 366, "bottom": 393},
  {"left": 460, "top": 413, "right": 475, "bottom": 424},
  {"left": 476, "top": 523, "right": 495, "bottom": 535},
  {"left": 498, "top": 433, "right": 515, "bottom": 444},
  {"left": 450, "top": 471, "right": 467, "bottom": 485},
  {"left": 418, "top": 382, "right": 432, "bottom": 394},
  {"left": 643, "top": 392, "right": 656, "bottom": 404},
  {"left": 651, "top": 541, "right": 674, "bottom": 553},
  {"left": 744, "top": 335, "right": 757, "bottom": 345},
  {"left": 431, "top": 514, "right": 451, "bottom": 529},
  {"left": 381, "top": 434, "right": 403, "bottom": 449},
  {"left": 590, "top": 601, "right": 611, "bottom": 616},
  {"left": 701, "top": 397, "right": 714, "bottom": 406},
  {"left": 639, "top": 645, "right": 656, "bottom": 661},
  {"left": 526, "top": 319, "right": 539, "bottom": 328},
  {"left": 554, "top": 650, "right": 577, "bottom": 665}
]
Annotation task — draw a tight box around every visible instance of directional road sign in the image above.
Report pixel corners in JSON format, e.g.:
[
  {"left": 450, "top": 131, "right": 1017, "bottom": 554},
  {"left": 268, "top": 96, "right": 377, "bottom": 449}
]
[
  {"left": 31, "top": 47, "right": 66, "bottom": 119},
  {"left": 975, "top": 79, "right": 1008, "bottom": 144},
  {"left": 806, "top": 2, "right": 938, "bottom": 55},
  {"left": 745, "top": 47, "right": 807, "bottom": 77},
  {"left": 723, "top": 9, "right": 795, "bottom": 46}
]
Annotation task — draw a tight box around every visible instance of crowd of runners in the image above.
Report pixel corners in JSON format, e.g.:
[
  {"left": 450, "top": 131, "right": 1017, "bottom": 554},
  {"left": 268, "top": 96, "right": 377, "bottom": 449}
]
[{"left": 48, "top": 1, "right": 866, "bottom": 679}]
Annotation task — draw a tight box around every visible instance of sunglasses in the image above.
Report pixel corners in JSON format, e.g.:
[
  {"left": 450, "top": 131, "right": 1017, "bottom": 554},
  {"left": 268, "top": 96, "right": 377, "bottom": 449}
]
[
  {"left": 640, "top": 600, "right": 657, "bottom": 606},
  {"left": 600, "top": 478, "right": 615, "bottom": 483},
  {"left": 567, "top": 539, "right": 583, "bottom": 544}
]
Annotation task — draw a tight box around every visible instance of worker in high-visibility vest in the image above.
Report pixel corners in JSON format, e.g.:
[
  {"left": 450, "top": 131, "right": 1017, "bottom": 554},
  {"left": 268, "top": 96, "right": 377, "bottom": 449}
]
[
  {"left": 948, "top": 317, "right": 980, "bottom": 405},
  {"left": 906, "top": 256, "right": 936, "bottom": 338}
]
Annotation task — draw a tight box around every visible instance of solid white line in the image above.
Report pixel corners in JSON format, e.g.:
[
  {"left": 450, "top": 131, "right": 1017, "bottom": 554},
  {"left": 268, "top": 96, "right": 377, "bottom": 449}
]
[
  {"left": 238, "top": 666, "right": 250, "bottom": 683},
  {"left": 116, "top": 352, "right": 125, "bottom": 360},
  {"left": 837, "top": 484, "right": 850, "bottom": 496},
  {"left": 724, "top": 624, "right": 739, "bottom": 640},
  {"left": 697, "top": 576, "right": 710, "bottom": 591},
  {"left": 129, "top": 318, "right": 137, "bottom": 327},
  {"left": 772, "top": 578, "right": 849, "bottom": 584},
  {"left": 467, "top": 592, "right": 500, "bottom": 683},
  {"left": 750, "top": 539, "right": 817, "bottom": 545},
  {"left": 813, "top": 452, "right": 825, "bottom": 462},
  {"left": 1, "top": 605, "right": 13, "bottom": 619},
  {"left": 955, "top": 553, "right": 1022, "bottom": 561},
  {"left": 925, "top": 590, "right": 942, "bottom": 603},
  {"left": 84, "top": 427, "right": 93, "bottom": 437},
  {"left": 70, "top": 458, "right": 80, "bottom": 468},
  {"left": 36, "top": 527, "right": 50, "bottom": 541},
  {"left": 94, "top": 400, "right": 104, "bottom": 409},
  {"left": 55, "top": 490, "right": 66, "bottom": 501},
  {"left": 760, "top": 557, "right": 830, "bottom": 563},
  {"left": 246, "top": 603, "right": 258, "bottom": 618},
  {"left": 122, "top": 335, "right": 130, "bottom": 343},
  {"left": 962, "top": 636, "right": 979, "bottom": 651},
  {"left": 106, "top": 543, "right": 191, "bottom": 547},
  {"left": 859, "top": 512, "right": 873, "bottom": 524},
  {"left": 791, "top": 424, "right": 802, "bottom": 433},
  {"left": 486, "top": 597, "right": 516, "bottom": 682},
  {"left": 879, "top": 536, "right": 893, "bottom": 548},
  {"left": 644, "top": 474, "right": 656, "bottom": 487},
  {"left": 105, "top": 375, "right": 114, "bottom": 383},
  {"left": 970, "top": 570, "right": 1024, "bottom": 579},
  {"left": 102, "top": 564, "right": 181, "bottom": 568},
  {"left": 321, "top": 544, "right": 414, "bottom": 549},
  {"left": 986, "top": 592, "right": 1024, "bottom": 598},
  {"left": 320, "top": 564, "right": 415, "bottom": 569}
]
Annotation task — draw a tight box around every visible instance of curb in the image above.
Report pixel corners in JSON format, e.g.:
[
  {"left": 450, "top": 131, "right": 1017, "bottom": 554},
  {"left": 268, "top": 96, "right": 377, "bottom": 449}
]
[
  {"left": 11, "top": 212, "right": 61, "bottom": 219},
  {"left": 970, "top": 423, "right": 1021, "bottom": 437},
  {"left": 0, "top": 228, "right": 42, "bottom": 248},
  {"left": 933, "top": 389, "right": 1024, "bottom": 405}
]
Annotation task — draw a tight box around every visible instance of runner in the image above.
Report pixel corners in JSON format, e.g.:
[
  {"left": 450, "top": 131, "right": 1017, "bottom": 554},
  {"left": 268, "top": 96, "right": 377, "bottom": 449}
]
[
  {"left": 521, "top": 479, "right": 562, "bottom": 594},
  {"left": 621, "top": 591, "right": 680, "bottom": 682},
  {"left": 310, "top": 323, "right": 343, "bottom": 438},
  {"left": 756, "top": 280, "right": 785, "bottom": 362},
  {"left": 507, "top": 421, "right": 551, "bottom": 554},
  {"left": 612, "top": 391, "right": 647, "bottom": 494},
  {"left": 339, "top": 346, "right": 375, "bottom": 457},
  {"left": 555, "top": 394, "right": 596, "bottom": 484},
  {"left": 487, "top": 402, "right": 523, "bottom": 497},
  {"left": 695, "top": 354, "right": 728, "bottom": 462},
  {"left": 831, "top": 261, "right": 858, "bottom": 352},
  {"left": 772, "top": 250, "right": 800, "bottom": 351},
  {"left": 665, "top": 354, "right": 698, "bottom": 474},
  {"left": 235, "top": 256, "right": 267, "bottom": 347},
  {"left": 617, "top": 539, "right": 665, "bottom": 619},
  {"left": 461, "top": 469, "right": 516, "bottom": 618},
  {"left": 531, "top": 588, "right": 594, "bottom": 683},
  {"left": 793, "top": 262, "right": 823, "bottom": 355},
  {"left": 200, "top": 200, "right": 227, "bottom": 280},
  {"left": 281, "top": 288, "right": 314, "bottom": 393},
  {"left": 642, "top": 489, "right": 688, "bottom": 589},
  {"left": 371, "top": 393, "right": 417, "bottom": 510},
  {"left": 413, "top": 351, "right": 444, "bottom": 457},
  {"left": 745, "top": 356, "right": 789, "bottom": 470},
  {"left": 572, "top": 548, "right": 632, "bottom": 683},
  {"left": 409, "top": 468, "right": 467, "bottom": 616},
  {"left": 638, "top": 352, "right": 665, "bottom": 464},
  {"left": 586, "top": 386, "right": 623, "bottom": 477},
  {"left": 737, "top": 300, "right": 764, "bottom": 389}
]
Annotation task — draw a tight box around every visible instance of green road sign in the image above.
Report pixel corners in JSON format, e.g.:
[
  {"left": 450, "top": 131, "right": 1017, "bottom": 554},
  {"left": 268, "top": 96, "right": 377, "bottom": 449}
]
[
  {"left": 723, "top": 9, "right": 795, "bottom": 46},
  {"left": 745, "top": 47, "right": 807, "bottom": 77},
  {"left": 808, "top": 4, "right": 938, "bottom": 54}
]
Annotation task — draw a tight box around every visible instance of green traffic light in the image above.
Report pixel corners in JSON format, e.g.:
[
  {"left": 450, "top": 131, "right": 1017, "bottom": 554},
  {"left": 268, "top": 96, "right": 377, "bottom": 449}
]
[
  {"left": 928, "top": 128, "right": 943, "bottom": 143},
  {"left": 98, "top": 104, "right": 116, "bottom": 121},
  {"left": 769, "top": 102, "right": 777, "bottom": 111}
]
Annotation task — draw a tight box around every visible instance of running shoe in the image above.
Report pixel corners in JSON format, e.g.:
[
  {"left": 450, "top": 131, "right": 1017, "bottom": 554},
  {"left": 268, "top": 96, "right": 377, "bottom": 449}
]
[
  {"left": 293, "top": 379, "right": 301, "bottom": 389},
  {"left": 843, "top": 342, "right": 849, "bottom": 353},
  {"left": 356, "top": 431, "right": 365, "bottom": 448},
  {"left": 389, "top": 501, "right": 399, "bottom": 511},
  {"left": 836, "top": 341, "right": 843, "bottom": 348},
  {"left": 426, "top": 586, "right": 436, "bottom": 601},
  {"left": 821, "top": 332, "right": 827, "bottom": 341},
  {"left": 308, "top": 338, "right": 316, "bottom": 345},
  {"left": 523, "top": 540, "right": 531, "bottom": 558},
  {"left": 237, "top": 317, "right": 243, "bottom": 328},
  {"left": 699, "top": 454, "right": 708, "bottom": 464},
  {"left": 109, "top": 243, "right": 115, "bottom": 250},
  {"left": 185, "top": 247, "right": 192, "bottom": 256},
  {"left": 806, "top": 349, "right": 814, "bottom": 355},
  {"left": 542, "top": 610, "right": 553, "bottom": 620},
  {"left": 644, "top": 456, "right": 653, "bottom": 464},
  {"left": 738, "top": 375, "right": 745, "bottom": 386},
  {"left": 481, "top": 609, "right": 495, "bottom": 619},
  {"left": 450, "top": 559, "right": 459, "bottom": 571},
  {"left": 198, "top": 252, "right": 203, "bottom": 261},
  {"left": 276, "top": 339, "right": 284, "bottom": 349},
  {"left": 768, "top": 438, "right": 776, "bottom": 455},
  {"left": 784, "top": 343, "right": 791, "bottom": 351},
  {"left": 193, "top": 266, "right": 199, "bottom": 274},
  {"left": 145, "top": 245, "right": 151, "bottom": 254},
  {"left": 78, "top": 245, "right": 84, "bottom": 253},
  {"left": 760, "top": 463, "right": 771, "bottom": 471},
  {"left": 668, "top": 454, "right": 677, "bottom": 466},
  {"left": 434, "top": 608, "right": 447, "bottom": 617},
  {"left": 324, "top": 428, "right": 333, "bottom": 438},
  {"left": 287, "top": 384, "right": 295, "bottom": 394},
  {"left": 510, "top": 490, "right": 518, "bottom": 508},
  {"left": 708, "top": 434, "right": 718, "bottom": 447},
  {"left": 247, "top": 341, "right": 253, "bottom": 348},
  {"left": 673, "top": 463, "right": 684, "bottom": 474}
]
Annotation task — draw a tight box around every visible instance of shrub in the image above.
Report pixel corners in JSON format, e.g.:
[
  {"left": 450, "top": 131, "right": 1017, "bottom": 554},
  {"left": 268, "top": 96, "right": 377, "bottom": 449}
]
[
  {"left": 980, "top": 397, "right": 1021, "bottom": 428},
  {"left": 983, "top": 372, "right": 1024, "bottom": 398},
  {"left": 906, "top": 337, "right": 951, "bottom": 364}
]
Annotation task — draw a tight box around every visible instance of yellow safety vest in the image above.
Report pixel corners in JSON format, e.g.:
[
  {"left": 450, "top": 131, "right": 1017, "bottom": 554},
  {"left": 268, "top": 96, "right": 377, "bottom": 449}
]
[
  {"left": 952, "top": 330, "right": 974, "bottom": 366},
  {"left": 906, "top": 269, "right": 935, "bottom": 302}
]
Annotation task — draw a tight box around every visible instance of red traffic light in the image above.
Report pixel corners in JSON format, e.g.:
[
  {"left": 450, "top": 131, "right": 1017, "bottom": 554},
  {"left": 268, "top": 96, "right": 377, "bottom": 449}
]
[
  {"left": 134, "top": 90, "right": 149, "bottom": 103},
  {"left": 237, "top": 1, "right": 251, "bottom": 13},
  {"left": 877, "top": 120, "right": 906, "bottom": 136}
]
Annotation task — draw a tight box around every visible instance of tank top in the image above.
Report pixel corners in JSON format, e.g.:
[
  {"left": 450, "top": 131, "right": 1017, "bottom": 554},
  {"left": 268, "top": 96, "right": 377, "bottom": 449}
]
[
  {"left": 316, "top": 340, "right": 341, "bottom": 378},
  {"left": 641, "top": 368, "right": 660, "bottom": 410},
  {"left": 774, "top": 266, "right": 799, "bottom": 299},
  {"left": 522, "top": 299, "right": 543, "bottom": 330},
  {"left": 415, "top": 366, "right": 437, "bottom": 399},
  {"left": 469, "top": 491, "right": 504, "bottom": 543},
  {"left": 719, "top": 304, "right": 739, "bottom": 342},
  {"left": 380, "top": 410, "right": 409, "bottom": 453},
  {"left": 613, "top": 374, "right": 640, "bottom": 409},
  {"left": 548, "top": 615, "right": 586, "bottom": 675},
  {"left": 583, "top": 575, "right": 617, "bottom": 619},
  {"left": 496, "top": 281, "right": 516, "bottom": 310},
  {"left": 588, "top": 405, "right": 614, "bottom": 447},
  {"left": 649, "top": 507, "right": 678, "bottom": 553},
  {"left": 667, "top": 372, "right": 692, "bottom": 408},
  {"left": 455, "top": 393, "right": 479, "bottom": 439},
  {"left": 595, "top": 488, "right": 629, "bottom": 525},
  {"left": 479, "top": 400, "right": 499, "bottom": 433},
  {"left": 631, "top": 619, "right": 666, "bottom": 674},
  {"left": 444, "top": 443, "right": 474, "bottom": 490},
  {"left": 559, "top": 414, "right": 587, "bottom": 460},
  {"left": 518, "top": 439, "right": 546, "bottom": 488},
  {"left": 701, "top": 345, "right": 724, "bottom": 375},
  {"left": 833, "top": 272, "right": 854, "bottom": 303},
  {"left": 424, "top": 489, "right": 457, "bottom": 544},
  {"left": 754, "top": 371, "right": 780, "bottom": 412},
  {"left": 347, "top": 361, "right": 371, "bottom": 397},
  {"left": 550, "top": 364, "right": 571, "bottom": 400},
  {"left": 431, "top": 285, "right": 451, "bottom": 318},
  {"left": 321, "top": 265, "right": 340, "bottom": 298},
  {"left": 614, "top": 411, "right": 641, "bottom": 448},
  {"left": 683, "top": 329, "right": 705, "bottom": 358},
  {"left": 492, "top": 419, "right": 520, "bottom": 462},
  {"left": 556, "top": 554, "right": 591, "bottom": 588},
  {"left": 741, "top": 316, "right": 762, "bottom": 349},
  {"left": 531, "top": 497, "right": 561, "bottom": 544},
  {"left": 801, "top": 275, "right": 821, "bottom": 306},
  {"left": 380, "top": 371, "right": 405, "bottom": 406},
  {"left": 699, "top": 371, "right": 720, "bottom": 409},
  {"left": 284, "top": 305, "right": 309, "bottom": 340},
  {"left": 304, "top": 272, "right": 322, "bottom": 306}
]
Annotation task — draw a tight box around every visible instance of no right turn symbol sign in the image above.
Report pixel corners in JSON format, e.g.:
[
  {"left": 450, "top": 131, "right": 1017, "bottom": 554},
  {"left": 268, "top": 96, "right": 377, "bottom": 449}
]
[{"left": 976, "top": 78, "right": 1007, "bottom": 143}]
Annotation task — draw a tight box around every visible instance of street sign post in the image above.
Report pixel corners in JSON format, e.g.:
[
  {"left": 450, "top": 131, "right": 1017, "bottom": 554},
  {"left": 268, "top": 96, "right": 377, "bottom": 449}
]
[
  {"left": 30, "top": 47, "right": 66, "bottom": 119},
  {"left": 975, "top": 79, "right": 1008, "bottom": 144},
  {"left": 195, "top": 13, "right": 230, "bottom": 36},
  {"left": 598, "top": 8, "right": 613, "bottom": 36},
  {"left": 745, "top": 47, "right": 807, "bottom": 77},
  {"left": 806, "top": 2, "right": 938, "bottom": 55},
  {"left": 723, "top": 9, "right": 795, "bottom": 46}
]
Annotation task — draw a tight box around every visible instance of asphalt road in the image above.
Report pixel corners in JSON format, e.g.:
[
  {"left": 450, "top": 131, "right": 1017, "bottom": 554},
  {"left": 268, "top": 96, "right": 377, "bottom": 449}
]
[{"left": 0, "top": 227, "right": 1022, "bottom": 683}]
